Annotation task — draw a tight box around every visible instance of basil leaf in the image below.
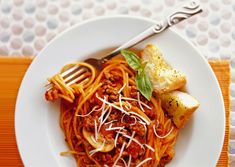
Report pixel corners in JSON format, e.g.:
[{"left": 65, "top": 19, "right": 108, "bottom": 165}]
[
  {"left": 121, "top": 50, "right": 142, "bottom": 71},
  {"left": 135, "top": 70, "right": 153, "bottom": 101},
  {"left": 121, "top": 49, "right": 153, "bottom": 100}
]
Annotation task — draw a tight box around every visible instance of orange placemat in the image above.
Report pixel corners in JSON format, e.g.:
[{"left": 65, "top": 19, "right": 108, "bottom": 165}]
[{"left": 0, "top": 57, "right": 230, "bottom": 166}]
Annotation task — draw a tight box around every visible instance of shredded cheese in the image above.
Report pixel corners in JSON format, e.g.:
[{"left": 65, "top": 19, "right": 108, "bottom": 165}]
[
  {"left": 124, "top": 101, "right": 131, "bottom": 110},
  {"left": 98, "top": 105, "right": 109, "bottom": 122},
  {"left": 153, "top": 125, "right": 173, "bottom": 139},
  {"left": 127, "top": 155, "right": 132, "bottom": 167},
  {"left": 89, "top": 140, "right": 105, "bottom": 156},
  {"left": 120, "top": 158, "right": 127, "bottom": 167},
  {"left": 129, "top": 111, "right": 150, "bottom": 125},
  {"left": 118, "top": 83, "right": 126, "bottom": 93},
  {"left": 126, "top": 131, "right": 136, "bottom": 148},
  {"left": 136, "top": 158, "right": 152, "bottom": 167},
  {"left": 144, "top": 144, "right": 155, "bottom": 152},
  {"left": 98, "top": 106, "right": 112, "bottom": 132},
  {"left": 114, "top": 131, "right": 120, "bottom": 147},
  {"left": 105, "top": 119, "right": 117, "bottom": 125},
  {"left": 100, "top": 108, "right": 112, "bottom": 127},
  {"left": 119, "top": 94, "right": 124, "bottom": 111},
  {"left": 96, "top": 93, "right": 129, "bottom": 115},
  {"left": 91, "top": 135, "right": 97, "bottom": 144},
  {"left": 112, "top": 142, "right": 126, "bottom": 167},
  {"left": 138, "top": 120, "right": 147, "bottom": 134},
  {"left": 121, "top": 114, "right": 127, "bottom": 123},
  {"left": 121, "top": 97, "right": 152, "bottom": 109},
  {"left": 76, "top": 106, "right": 98, "bottom": 117},
  {"left": 118, "top": 132, "right": 143, "bottom": 148},
  {"left": 96, "top": 96, "right": 107, "bottom": 112},
  {"left": 106, "top": 126, "right": 125, "bottom": 131},
  {"left": 129, "top": 116, "right": 137, "bottom": 126}
]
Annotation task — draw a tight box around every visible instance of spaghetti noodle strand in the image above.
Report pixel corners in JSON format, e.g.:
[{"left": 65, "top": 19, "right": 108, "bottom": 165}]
[{"left": 45, "top": 58, "right": 179, "bottom": 166}]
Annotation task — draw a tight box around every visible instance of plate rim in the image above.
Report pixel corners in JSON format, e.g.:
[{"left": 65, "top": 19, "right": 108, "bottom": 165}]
[{"left": 15, "top": 15, "right": 225, "bottom": 166}]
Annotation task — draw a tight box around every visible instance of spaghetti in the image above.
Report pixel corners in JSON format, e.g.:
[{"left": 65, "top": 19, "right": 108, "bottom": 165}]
[{"left": 45, "top": 57, "right": 179, "bottom": 167}]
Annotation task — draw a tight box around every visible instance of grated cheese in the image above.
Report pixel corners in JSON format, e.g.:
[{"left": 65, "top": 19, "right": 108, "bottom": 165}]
[
  {"left": 119, "top": 132, "right": 143, "bottom": 148},
  {"left": 144, "top": 144, "right": 155, "bottom": 152},
  {"left": 114, "top": 131, "right": 120, "bottom": 147},
  {"left": 129, "top": 111, "right": 150, "bottom": 125},
  {"left": 126, "top": 131, "right": 136, "bottom": 148},
  {"left": 124, "top": 101, "right": 131, "bottom": 110},
  {"left": 91, "top": 135, "right": 97, "bottom": 144},
  {"left": 96, "top": 96, "right": 107, "bottom": 112},
  {"left": 105, "top": 119, "right": 117, "bottom": 125},
  {"left": 106, "top": 126, "right": 125, "bottom": 131},
  {"left": 138, "top": 120, "right": 147, "bottom": 134},
  {"left": 100, "top": 108, "right": 112, "bottom": 128},
  {"left": 121, "top": 97, "right": 152, "bottom": 109},
  {"left": 98, "top": 105, "right": 109, "bottom": 122},
  {"left": 119, "top": 94, "right": 123, "bottom": 111},
  {"left": 96, "top": 93, "right": 129, "bottom": 115},
  {"left": 153, "top": 125, "right": 173, "bottom": 139},
  {"left": 89, "top": 140, "right": 105, "bottom": 156},
  {"left": 121, "top": 114, "right": 137, "bottom": 126},
  {"left": 118, "top": 83, "right": 126, "bottom": 93},
  {"left": 136, "top": 158, "right": 152, "bottom": 167},
  {"left": 129, "top": 116, "right": 137, "bottom": 126},
  {"left": 98, "top": 106, "right": 112, "bottom": 132},
  {"left": 120, "top": 158, "right": 127, "bottom": 167},
  {"left": 121, "top": 114, "right": 127, "bottom": 123},
  {"left": 112, "top": 142, "right": 126, "bottom": 167},
  {"left": 76, "top": 106, "right": 98, "bottom": 117},
  {"left": 127, "top": 155, "right": 132, "bottom": 167}
]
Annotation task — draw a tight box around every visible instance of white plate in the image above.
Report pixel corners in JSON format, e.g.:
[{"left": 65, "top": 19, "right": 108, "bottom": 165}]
[{"left": 15, "top": 16, "right": 225, "bottom": 167}]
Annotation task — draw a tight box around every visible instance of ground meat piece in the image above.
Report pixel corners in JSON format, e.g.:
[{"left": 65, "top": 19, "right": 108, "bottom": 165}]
[
  {"left": 117, "top": 135, "right": 126, "bottom": 146},
  {"left": 144, "top": 106, "right": 156, "bottom": 119},
  {"left": 104, "top": 71, "right": 120, "bottom": 82},
  {"left": 99, "top": 80, "right": 120, "bottom": 102},
  {"left": 83, "top": 115, "right": 98, "bottom": 132},
  {"left": 94, "top": 152, "right": 113, "bottom": 164},
  {"left": 103, "top": 79, "right": 117, "bottom": 88},
  {"left": 109, "top": 94, "right": 119, "bottom": 102},
  {"left": 89, "top": 96, "right": 95, "bottom": 104},
  {"left": 159, "top": 153, "right": 174, "bottom": 167},
  {"left": 129, "top": 121, "right": 146, "bottom": 137},
  {"left": 107, "top": 110, "right": 120, "bottom": 121},
  {"left": 79, "top": 156, "right": 94, "bottom": 166},
  {"left": 45, "top": 89, "right": 59, "bottom": 101},
  {"left": 104, "top": 132, "right": 115, "bottom": 141},
  {"left": 126, "top": 139, "right": 145, "bottom": 159}
]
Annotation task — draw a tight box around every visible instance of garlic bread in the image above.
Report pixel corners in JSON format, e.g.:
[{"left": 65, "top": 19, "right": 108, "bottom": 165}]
[
  {"left": 160, "top": 90, "right": 199, "bottom": 128},
  {"left": 141, "top": 44, "right": 186, "bottom": 94}
]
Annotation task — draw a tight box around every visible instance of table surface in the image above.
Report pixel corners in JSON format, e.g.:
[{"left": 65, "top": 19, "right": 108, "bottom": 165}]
[{"left": 0, "top": 0, "right": 234, "bottom": 165}]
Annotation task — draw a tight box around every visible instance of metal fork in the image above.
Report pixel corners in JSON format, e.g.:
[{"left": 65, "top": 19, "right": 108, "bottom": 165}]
[{"left": 48, "top": 1, "right": 202, "bottom": 88}]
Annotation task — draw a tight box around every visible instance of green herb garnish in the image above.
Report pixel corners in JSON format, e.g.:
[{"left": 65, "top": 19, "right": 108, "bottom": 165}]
[{"left": 121, "top": 50, "right": 153, "bottom": 100}]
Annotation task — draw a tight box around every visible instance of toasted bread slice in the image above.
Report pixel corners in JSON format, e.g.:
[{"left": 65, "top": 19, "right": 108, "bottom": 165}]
[
  {"left": 141, "top": 44, "right": 186, "bottom": 94},
  {"left": 160, "top": 90, "right": 200, "bottom": 128}
]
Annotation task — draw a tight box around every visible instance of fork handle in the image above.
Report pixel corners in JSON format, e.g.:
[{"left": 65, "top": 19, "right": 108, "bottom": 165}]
[{"left": 102, "top": 0, "right": 203, "bottom": 61}]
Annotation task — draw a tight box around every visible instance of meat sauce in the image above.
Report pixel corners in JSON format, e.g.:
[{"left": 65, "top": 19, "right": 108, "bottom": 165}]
[{"left": 79, "top": 71, "right": 157, "bottom": 165}]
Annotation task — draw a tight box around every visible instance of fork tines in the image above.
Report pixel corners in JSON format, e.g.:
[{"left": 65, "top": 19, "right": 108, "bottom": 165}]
[
  {"left": 62, "top": 65, "right": 91, "bottom": 86},
  {"left": 47, "top": 65, "right": 91, "bottom": 91}
]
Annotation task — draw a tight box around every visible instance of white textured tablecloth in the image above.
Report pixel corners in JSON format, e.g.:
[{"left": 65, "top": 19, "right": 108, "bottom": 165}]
[{"left": 0, "top": 0, "right": 234, "bottom": 165}]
